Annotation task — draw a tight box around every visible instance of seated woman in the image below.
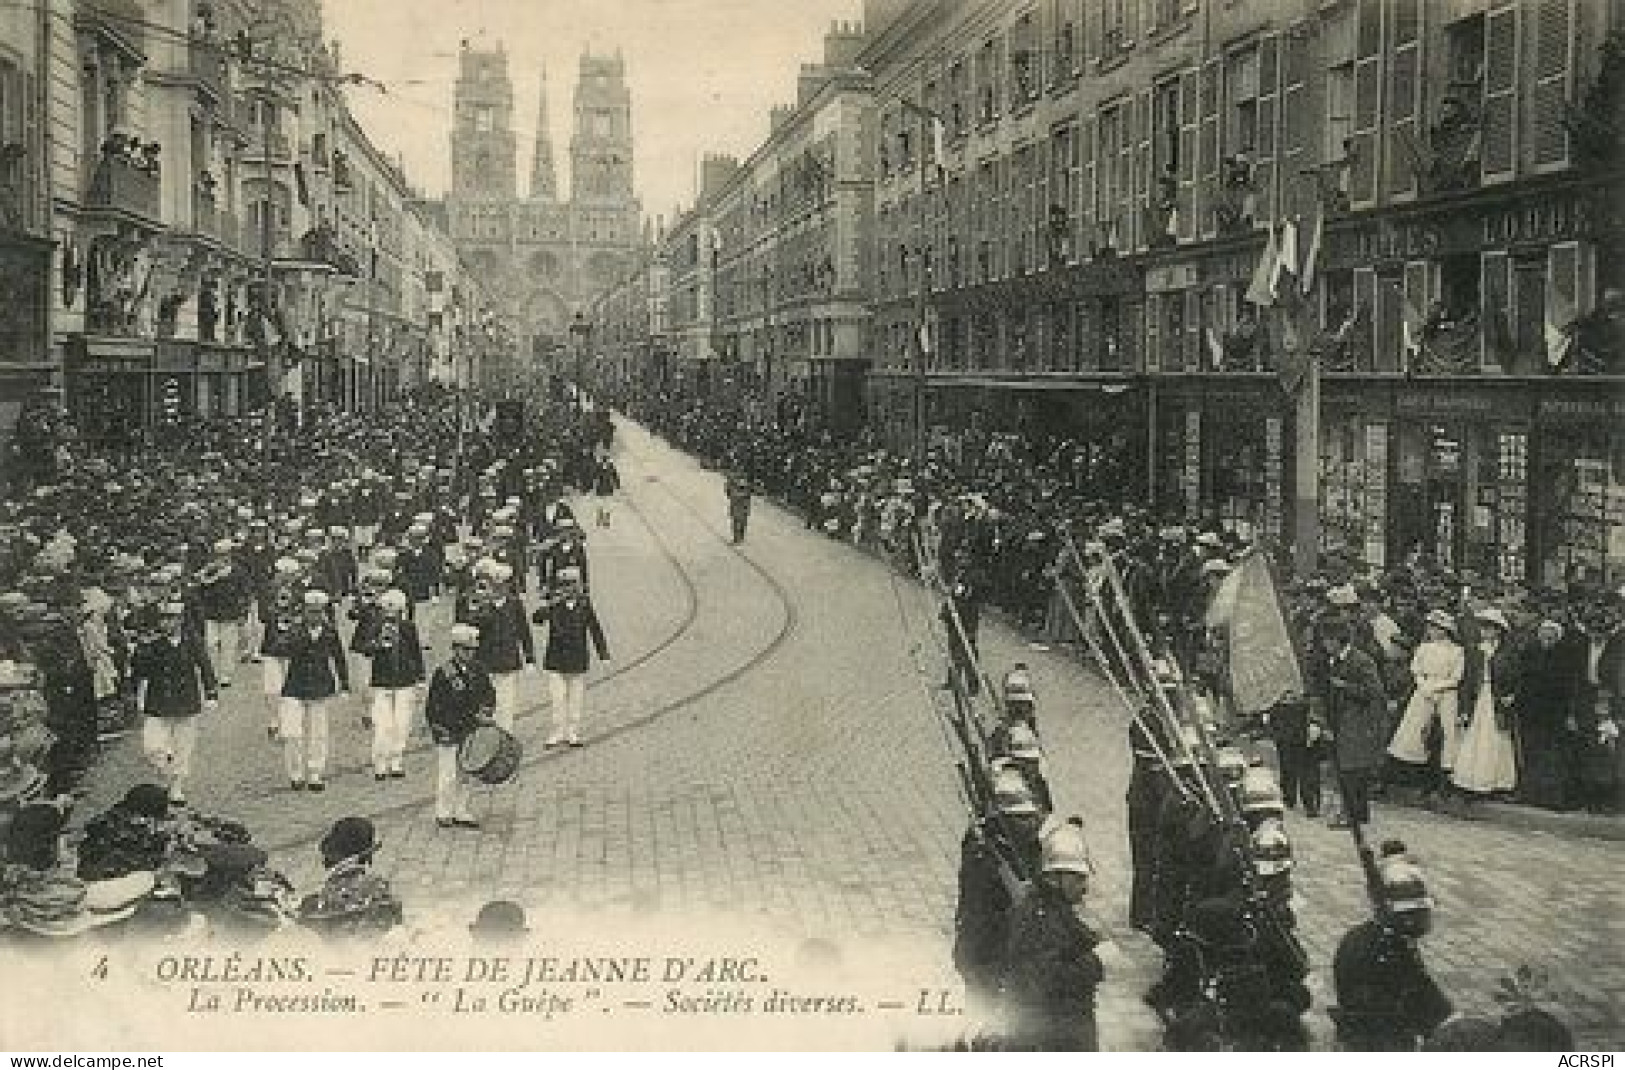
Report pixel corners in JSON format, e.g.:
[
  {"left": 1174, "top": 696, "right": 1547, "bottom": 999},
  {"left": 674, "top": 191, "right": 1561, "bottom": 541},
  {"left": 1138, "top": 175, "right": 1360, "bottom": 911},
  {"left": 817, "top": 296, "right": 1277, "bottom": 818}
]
[{"left": 296, "top": 817, "right": 403, "bottom": 939}]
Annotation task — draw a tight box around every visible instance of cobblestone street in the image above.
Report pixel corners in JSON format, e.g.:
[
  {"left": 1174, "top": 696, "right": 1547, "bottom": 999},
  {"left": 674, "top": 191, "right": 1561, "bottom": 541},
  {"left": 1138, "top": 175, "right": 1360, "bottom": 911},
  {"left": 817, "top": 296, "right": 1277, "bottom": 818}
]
[{"left": 64, "top": 419, "right": 1625, "bottom": 1049}]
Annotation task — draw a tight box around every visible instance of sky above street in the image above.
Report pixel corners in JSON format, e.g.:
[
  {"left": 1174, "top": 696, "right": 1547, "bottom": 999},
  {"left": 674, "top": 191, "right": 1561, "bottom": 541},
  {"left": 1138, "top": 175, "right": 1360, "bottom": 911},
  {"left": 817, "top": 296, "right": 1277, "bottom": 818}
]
[{"left": 325, "top": 0, "right": 864, "bottom": 225}]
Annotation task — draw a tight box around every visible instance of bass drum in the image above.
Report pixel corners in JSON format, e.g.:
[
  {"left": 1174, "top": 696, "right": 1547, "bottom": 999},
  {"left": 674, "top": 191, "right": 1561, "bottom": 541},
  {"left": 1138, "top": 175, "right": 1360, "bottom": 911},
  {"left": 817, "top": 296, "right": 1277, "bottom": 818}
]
[{"left": 457, "top": 724, "right": 522, "bottom": 785}]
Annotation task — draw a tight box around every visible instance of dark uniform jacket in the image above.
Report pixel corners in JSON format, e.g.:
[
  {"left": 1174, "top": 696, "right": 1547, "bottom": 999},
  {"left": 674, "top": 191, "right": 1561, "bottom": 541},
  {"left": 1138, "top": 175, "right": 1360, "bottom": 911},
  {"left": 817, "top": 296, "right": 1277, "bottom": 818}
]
[
  {"left": 195, "top": 562, "right": 251, "bottom": 622},
  {"left": 539, "top": 540, "right": 590, "bottom": 592},
  {"left": 532, "top": 595, "right": 609, "bottom": 674},
  {"left": 998, "top": 881, "right": 1104, "bottom": 1051},
  {"left": 355, "top": 617, "right": 425, "bottom": 689},
  {"left": 131, "top": 632, "right": 219, "bottom": 718},
  {"left": 1331, "top": 919, "right": 1452, "bottom": 1050},
  {"left": 471, "top": 597, "right": 534, "bottom": 674},
  {"left": 280, "top": 624, "right": 349, "bottom": 700},
  {"left": 424, "top": 659, "right": 496, "bottom": 746}
]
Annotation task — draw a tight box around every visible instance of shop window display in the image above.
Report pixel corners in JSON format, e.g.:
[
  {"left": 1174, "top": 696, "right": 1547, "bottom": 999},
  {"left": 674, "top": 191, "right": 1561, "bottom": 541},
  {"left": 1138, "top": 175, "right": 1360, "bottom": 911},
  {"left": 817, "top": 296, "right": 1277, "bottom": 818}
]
[{"left": 1539, "top": 432, "right": 1625, "bottom": 590}]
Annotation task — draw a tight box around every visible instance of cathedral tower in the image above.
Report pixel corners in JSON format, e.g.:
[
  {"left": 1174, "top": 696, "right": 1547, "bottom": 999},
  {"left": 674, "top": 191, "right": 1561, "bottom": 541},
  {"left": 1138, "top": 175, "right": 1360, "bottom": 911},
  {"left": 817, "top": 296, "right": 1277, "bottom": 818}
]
[
  {"left": 450, "top": 42, "right": 517, "bottom": 201},
  {"left": 569, "top": 50, "right": 634, "bottom": 205},
  {"left": 530, "top": 67, "right": 558, "bottom": 201}
]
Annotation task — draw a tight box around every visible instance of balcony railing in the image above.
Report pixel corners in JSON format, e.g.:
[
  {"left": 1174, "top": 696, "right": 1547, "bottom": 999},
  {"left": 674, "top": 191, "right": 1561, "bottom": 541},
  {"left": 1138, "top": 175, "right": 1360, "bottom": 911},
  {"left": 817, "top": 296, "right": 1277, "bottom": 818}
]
[
  {"left": 85, "top": 142, "right": 161, "bottom": 221},
  {"left": 243, "top": 126, "right": 293, "bottom": 160},
  {"left": 187, "top": 36, "right": 229, "bottom": 104}
]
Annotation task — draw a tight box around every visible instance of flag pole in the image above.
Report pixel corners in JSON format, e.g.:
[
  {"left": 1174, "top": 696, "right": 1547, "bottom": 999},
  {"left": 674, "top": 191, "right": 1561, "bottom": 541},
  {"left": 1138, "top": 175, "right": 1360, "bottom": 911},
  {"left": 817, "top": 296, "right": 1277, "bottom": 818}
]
[{"left": 1291, "top": 304, "right": 1320, "bottom": 578}]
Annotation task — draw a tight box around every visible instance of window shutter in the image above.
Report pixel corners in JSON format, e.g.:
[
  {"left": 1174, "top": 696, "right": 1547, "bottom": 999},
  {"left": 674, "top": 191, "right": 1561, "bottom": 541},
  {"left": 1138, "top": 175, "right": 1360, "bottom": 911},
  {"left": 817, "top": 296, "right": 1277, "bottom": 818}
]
[
  {"left": 1401, "top": 259, "right": 1431, "bottom": 371},
  {"left": 1547, "top": 240, "right": 1594, "bottom": 340},
  {"left": 1354, "top": 266, "right": 1377, "bottom": 370},
  {"left": 1081, "top": 115, "right": 1096, "bottom": 248},
  {"left": 1529, "top": 0, "right": 1575, "bottom": 171},
  {"left": 1178, "top": 68, "right": 1199, "bottom": 242},
  {"left": 1481, "top": 251, "right": 1512, "bottom": 369},
  {"left": 1376, "top": 273, "right": 1405, "bottom": 372},
  {"left": 1386, "top": 0, "right": 1422, "bottom": 200},
  {"left": 1255, "top": 34, "right": 1280, "bottom": 227},
  {"left": 1184, "top": 288, "right": 1203, "bottom": 370},
  {"left": 23, "top": 71, "right": 39, "bottom": 229},
  {"left": 1145, "top": 292, "right": 1161, "bottom": 371},
  {"left": 1134, "top": 88, "right": 1153, "bottom": 250},
  {"left": 1349, "top": 0, "right": 1383, "bottom": 207},
  {"left": 1199, "top": 57, "right": 1222, "bottom": 237},
  {"left": 1482, "top": 0, "right": 1520, "bottom": 183}
]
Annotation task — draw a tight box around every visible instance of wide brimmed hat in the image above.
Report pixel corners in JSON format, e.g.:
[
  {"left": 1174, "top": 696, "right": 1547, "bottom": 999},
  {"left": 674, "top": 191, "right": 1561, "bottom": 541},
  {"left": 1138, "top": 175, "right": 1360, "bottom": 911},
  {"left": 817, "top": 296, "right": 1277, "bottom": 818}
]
[{"left": 1475, "top": 607, "right": 1512, "bottom": 633}]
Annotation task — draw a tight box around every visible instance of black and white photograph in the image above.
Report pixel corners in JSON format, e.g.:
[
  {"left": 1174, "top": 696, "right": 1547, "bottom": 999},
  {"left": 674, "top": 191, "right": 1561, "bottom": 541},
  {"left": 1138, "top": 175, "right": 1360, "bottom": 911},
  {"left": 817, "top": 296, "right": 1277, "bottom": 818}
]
[{"left": 0, "top": 0, "right": 1622, "bottom": 1054}]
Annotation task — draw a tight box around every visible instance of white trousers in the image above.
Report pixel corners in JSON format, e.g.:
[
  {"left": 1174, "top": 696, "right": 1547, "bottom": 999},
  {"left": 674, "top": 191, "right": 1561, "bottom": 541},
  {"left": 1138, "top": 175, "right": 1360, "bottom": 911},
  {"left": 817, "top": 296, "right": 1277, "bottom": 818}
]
[
  {"left": 546, "top": 671, "right": 587, "bottom": 742},
  {"left": 142, "top": 715, "right": 199, "bottom": 797},
  {"left": 370, "top": 686, "right": 417, "bottom": 774},
  {"left": 490, "top": 669, "right": 522, "bottom": 732},
  {"left": 203, "top": 619, "right": 239, "bottom": 683},
  {"left": 280, "top": 697, "right": 332, "bottom": 783},
  {"left": 435, "top": 744, "right": 473, "bottom": 821}
]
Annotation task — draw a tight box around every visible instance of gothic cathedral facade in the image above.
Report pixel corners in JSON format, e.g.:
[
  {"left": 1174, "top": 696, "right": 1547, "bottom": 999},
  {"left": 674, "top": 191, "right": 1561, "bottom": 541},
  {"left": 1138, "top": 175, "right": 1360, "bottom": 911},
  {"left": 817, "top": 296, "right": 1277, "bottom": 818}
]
[{"left": 446, "top": 43, "right": 641, "bottom": 345}]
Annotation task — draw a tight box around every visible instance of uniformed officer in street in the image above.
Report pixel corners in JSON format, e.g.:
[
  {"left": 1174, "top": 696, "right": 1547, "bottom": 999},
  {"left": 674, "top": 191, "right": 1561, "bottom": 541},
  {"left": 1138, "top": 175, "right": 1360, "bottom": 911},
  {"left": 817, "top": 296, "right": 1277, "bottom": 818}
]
[
  {"left": 996, "top": 820, "right": 1105, "bottom": 1051},
  {"left": 1331, "top": 842, "right": 1453, "bottom": 1050}
]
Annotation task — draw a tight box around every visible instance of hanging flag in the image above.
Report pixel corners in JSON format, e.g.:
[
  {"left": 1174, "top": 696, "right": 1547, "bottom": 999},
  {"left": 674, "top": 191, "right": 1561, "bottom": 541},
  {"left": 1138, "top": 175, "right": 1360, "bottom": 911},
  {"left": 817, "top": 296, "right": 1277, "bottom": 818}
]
[
  {"left": 293, "top": 162, "right": 310, "bottom": 207},
  {"left": 1545, "top": 281, "right": 1577, "bottom": 368},
  {"left": 1401, "top": 285, "right": 1426, "bottom": 370},
  {"left": 1224, "top": 552, "right": 1305, "bottom": 716},
  {"left": 1300, "top": 208, "right": 1324, "bottom": 296},
  {"left": 1245, "top": 225, "right": 1278, "bottom": 307},
  {"left": 1270, "top": 218, "right": 1300, "bottom": 299},
  {"left": 1205, "top": 326, "right": 1225, "bottom": 369},
  {"left": 929, "top": 117, "right": 947, "bottom": 174}
]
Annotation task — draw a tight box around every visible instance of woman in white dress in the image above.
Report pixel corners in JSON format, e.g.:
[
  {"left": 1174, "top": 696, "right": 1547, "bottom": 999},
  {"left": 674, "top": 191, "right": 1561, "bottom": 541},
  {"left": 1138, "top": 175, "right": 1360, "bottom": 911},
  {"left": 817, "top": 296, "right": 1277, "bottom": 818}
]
[
  {"left": 1452, "top": 607, "right": 1519, "bottom": 797},
  {"left": 1388, "top": 609, "right": 1465, "bottom": 780}
]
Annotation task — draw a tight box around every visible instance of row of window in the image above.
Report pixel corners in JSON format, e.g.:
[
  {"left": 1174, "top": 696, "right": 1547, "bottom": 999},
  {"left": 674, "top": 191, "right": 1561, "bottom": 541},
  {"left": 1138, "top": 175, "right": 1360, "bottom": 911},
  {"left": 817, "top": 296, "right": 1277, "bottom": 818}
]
[
  {"left": 874, "top": 0, "right": 1583, "bottom": 291},
  {"left": 869, "top": 242, "right": 1597, "bottom": 379}
]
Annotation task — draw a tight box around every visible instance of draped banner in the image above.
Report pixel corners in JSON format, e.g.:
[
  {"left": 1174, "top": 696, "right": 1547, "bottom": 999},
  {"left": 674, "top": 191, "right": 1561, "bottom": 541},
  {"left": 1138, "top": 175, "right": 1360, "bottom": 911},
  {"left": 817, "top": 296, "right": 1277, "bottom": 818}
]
[{"left": 1212, "top": 553, "right": 1304, "bottom": 716}]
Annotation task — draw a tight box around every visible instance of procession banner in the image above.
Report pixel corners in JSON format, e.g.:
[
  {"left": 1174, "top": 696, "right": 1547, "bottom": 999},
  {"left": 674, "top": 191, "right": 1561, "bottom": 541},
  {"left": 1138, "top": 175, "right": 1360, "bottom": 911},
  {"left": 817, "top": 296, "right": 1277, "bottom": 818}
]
[{"left": 1224, "top": 553, "right": 1304, "bottom": 716}]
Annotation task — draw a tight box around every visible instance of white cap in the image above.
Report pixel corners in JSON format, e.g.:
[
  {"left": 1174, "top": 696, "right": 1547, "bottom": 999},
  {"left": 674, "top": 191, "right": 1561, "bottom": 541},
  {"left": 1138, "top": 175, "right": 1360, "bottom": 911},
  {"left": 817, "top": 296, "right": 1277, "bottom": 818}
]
[
  {"left": 1040, "top": 819, "right": 1093, "bottom": 875},
  {"left": 273, "top": 557, "right": 301, "bottom": 575},
  {"left": 379, "top": 589, "right": 408, "bottom": 612},
  {"left": 449, "top": 623, "right": 480, "bottom": 646},
  {"left": 302, "top": 590, "right": 330, "bottom": 609}
]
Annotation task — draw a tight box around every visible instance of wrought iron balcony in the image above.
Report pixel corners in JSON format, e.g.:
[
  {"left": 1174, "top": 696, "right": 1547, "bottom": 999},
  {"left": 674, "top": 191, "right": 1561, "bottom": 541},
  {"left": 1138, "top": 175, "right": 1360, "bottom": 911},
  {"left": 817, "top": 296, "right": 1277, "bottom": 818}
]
[
  {"left": 187, "top": 36, "right": 229, "bottom": 105},
  {"left": 85, "top": 140, "right": 161, "bottom": 222}
]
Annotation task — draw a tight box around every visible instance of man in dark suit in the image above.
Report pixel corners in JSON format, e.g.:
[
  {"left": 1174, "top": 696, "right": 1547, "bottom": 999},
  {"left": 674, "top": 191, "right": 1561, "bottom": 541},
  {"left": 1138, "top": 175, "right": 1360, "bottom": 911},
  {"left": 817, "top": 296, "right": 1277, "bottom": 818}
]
[
  {"left": 279, "top": 589, "right": 349, "bottom": 792},
  {"left": 130, "top": 600, "right": 219, "bottom": 805},
  {"left": 533, "top": 566, "right": 609, "bottom": 748},
  {"left": 1573, "top": 598, "right": 1625, "bottom": 814},
  {"left": 1323, "top": 620, "right": 1389, "bottom": 828}
]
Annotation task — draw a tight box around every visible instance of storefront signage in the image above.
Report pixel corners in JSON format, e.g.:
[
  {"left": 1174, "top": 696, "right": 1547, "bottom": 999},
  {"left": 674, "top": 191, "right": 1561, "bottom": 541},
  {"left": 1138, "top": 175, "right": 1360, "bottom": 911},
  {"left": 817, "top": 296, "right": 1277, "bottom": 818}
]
[
  {"left": 1480, "top": 195, "right": 1592, "bottom": 249},
  {"left": 1327, "top": 190, "right": 1596, "bottom": 268},
  {"left": 1395, "top": 388, "right": 1533, "bottom": 420},
  {"left": 1538, "top": 393, "right": 1625, "bottom": 423}
]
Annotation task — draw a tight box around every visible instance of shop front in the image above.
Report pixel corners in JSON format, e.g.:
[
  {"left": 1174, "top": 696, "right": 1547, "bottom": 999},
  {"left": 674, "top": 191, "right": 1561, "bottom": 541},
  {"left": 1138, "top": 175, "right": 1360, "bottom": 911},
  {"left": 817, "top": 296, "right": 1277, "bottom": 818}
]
[
  {"left": 1155, "top": 376, "right": 1293, "bottom": 543},
  {"left": 1531, "top": 386, "right": 1625, "bottom": 591}
]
